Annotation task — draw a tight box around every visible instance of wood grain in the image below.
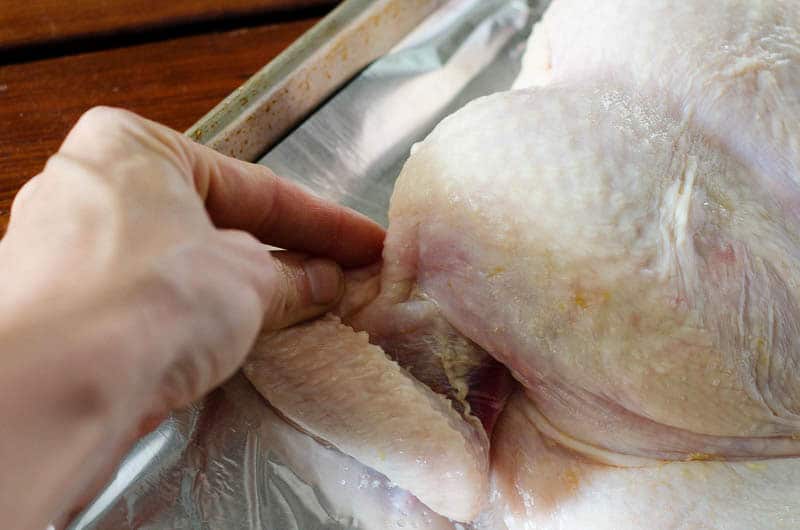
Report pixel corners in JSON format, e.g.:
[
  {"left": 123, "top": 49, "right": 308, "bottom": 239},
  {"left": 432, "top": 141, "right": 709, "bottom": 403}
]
[
  {"left": 0, "top": 0, "right": 335, "bottom": 52},
  {"left": 0, "top": 17, "right": 319, "bottom": 234}
]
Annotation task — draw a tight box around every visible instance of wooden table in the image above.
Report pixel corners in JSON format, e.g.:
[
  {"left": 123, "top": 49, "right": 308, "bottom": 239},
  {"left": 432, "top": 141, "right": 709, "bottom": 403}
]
[{"left": 0, "top": 0, "right": 338, "bottom": 235}]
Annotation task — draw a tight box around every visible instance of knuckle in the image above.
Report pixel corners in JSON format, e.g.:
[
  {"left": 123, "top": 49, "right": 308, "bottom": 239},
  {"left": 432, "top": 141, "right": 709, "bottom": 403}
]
[
  {"left": 63, "top": 107, "right": 139, "bottom": 160},
  {"left": 73, "top": 108, "right": 193, "bottom": 184},
  {"left": 75, "top": 106, "right": 135, "bottom": 134},
  {"left": 263, "top": 262, "right": 291, "bottom": 309},
  {"left": 8, "top": 178, "right": 39, "bottom": 221},
  {"left": 13, "top": 175, "right": 40, "bottom": 204},
  {"left": 261, "top": 258, "right": 315, "bottom": 329}
]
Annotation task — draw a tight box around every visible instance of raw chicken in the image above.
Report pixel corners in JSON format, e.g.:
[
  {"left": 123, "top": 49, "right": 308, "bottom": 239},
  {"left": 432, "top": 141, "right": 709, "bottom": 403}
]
[
  {"left": 408, "top": 83, "right": 800, "bottom": 462},
  {"left": 484, "top": 393, "right": 800, "bottom": 530},
  {"left": 516, "top": 0, "right": 800, "bottom": 212},
  {"left": 246, "top": 0, "right": 800, "bottom": 526},
  {"left": 246, "top": 265, "right": 512, "bottom": 522},
  {"left": 244, "top": 313, "right": 490, "bottom": 521},
  {"left": 383, "top": 81, "right": 800, "bottom": 526}
]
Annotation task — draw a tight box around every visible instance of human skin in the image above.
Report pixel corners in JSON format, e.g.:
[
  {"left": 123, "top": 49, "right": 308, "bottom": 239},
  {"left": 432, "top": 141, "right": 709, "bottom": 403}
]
[{"left": 0, "top": 107, "right": 385, "bottom": 530}]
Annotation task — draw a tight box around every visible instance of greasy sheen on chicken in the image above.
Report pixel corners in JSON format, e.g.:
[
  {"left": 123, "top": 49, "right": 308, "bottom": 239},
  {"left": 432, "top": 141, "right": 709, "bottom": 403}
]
[{"left": 246, "top": 0, "right": 800, "bottom": 526}]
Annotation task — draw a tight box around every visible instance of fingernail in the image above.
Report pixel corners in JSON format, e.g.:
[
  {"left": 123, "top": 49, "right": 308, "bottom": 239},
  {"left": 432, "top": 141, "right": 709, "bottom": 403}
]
[{"left": 304, "top": 258, "right": 343, "bottom": 305}]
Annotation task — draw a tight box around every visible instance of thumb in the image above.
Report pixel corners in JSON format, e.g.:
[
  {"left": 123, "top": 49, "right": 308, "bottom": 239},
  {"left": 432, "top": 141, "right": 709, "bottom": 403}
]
[{"left": 260, "top": 251, "right": 345, "bottom": 332}]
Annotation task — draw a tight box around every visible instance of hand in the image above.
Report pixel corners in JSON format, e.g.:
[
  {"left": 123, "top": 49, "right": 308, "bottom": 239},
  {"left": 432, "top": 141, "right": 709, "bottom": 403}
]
[{"left": 0, "top": 107, "right": 384, "bottom": 529}]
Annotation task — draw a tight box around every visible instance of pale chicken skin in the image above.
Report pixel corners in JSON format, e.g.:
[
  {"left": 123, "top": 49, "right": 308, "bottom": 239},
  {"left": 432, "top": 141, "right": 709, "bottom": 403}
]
[
  {"left": 484, "top": 394, "right": 800, "bottom": 530},
  {"left": 245, "top": 313, "right": 490, "bottom": 521},
  {"left": 516, "top": 0, "right": 800, "bottom": 212},
  {"left": 246, "top": 0, "right": 800, "bottom": 527},
  {"left": 404, "top": 84, "right": 800, "bottom": 528}
]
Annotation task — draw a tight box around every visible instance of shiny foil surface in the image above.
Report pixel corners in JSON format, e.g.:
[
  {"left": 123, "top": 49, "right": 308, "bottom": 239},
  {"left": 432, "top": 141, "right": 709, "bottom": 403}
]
[{"left": 69, "top": 1, "right": 547, "bottom": 528}]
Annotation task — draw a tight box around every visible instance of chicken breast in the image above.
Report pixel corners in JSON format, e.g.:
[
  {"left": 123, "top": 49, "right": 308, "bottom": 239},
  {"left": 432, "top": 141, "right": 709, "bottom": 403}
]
[
  {"left": 389, "top": 82, "right": 800, "bottom": 462},
  {"left": 389, "top": 79, "right": 800, "bottom": 526}
]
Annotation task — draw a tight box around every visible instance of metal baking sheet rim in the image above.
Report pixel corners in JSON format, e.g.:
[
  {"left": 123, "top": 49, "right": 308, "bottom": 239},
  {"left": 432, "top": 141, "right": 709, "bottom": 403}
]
[{"left": 186, "top": 0, "right": 448, "bottom": 161}]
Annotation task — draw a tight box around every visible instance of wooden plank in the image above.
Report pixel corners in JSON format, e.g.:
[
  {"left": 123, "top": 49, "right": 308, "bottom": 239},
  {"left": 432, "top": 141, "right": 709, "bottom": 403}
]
[
  {"left": 0, "top": 0, "right": 335, "bottom": 52},
  {"left": 0, "top": 18, "right": 319, "bottom": 234}
]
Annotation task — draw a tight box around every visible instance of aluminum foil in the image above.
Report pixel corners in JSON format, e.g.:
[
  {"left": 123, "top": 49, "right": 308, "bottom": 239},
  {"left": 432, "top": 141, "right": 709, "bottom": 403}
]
[{"left": 69, "top": 1, "right": 547, "bottom": 528}]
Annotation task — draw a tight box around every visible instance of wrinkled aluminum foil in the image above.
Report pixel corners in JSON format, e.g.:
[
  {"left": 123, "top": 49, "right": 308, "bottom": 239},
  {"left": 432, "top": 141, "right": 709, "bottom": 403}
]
[{"left": 69, "top": 1, "right": 547, "bottom": 528}]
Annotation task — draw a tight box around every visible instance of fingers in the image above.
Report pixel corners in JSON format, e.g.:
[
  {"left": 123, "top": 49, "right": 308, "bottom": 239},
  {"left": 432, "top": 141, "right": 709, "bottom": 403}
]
[
  {"left": 219, "top": 231, "right": 345, "bottom": 331},
  {"left": 264, "top": 253, "right": 345, "bottom": 331},
  {"left": 55, "top": 106, "right": 385, "bottom": 267},
  {"left": 195, "top": 156, "right": 385, "bottom": 268},
  {"left": 137, "top": 231, "right": 346, "bottom": 412}
]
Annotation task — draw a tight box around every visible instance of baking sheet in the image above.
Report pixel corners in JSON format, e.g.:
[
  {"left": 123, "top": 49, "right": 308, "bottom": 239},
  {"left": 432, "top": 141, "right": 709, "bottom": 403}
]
[
  {"left": 68, "top": 1, "right": 547, "bottom": 528},
  {"left": 187, "top": 0, "right": 449, "bottom": 161}
]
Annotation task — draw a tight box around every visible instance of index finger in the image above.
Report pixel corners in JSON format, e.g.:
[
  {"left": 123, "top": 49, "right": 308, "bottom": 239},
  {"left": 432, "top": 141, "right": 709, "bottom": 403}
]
[
  {"left": 197, "top": 150, "right": 385, "bottom": 268},
  {"left": 129, "top": 111, "right": 385, "bottom": 268}
]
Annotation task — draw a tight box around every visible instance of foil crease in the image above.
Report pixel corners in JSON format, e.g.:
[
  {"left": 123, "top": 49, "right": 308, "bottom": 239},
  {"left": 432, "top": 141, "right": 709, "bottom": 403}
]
[{"left": 70, "top": 1, "right": 547, "bottom": 528}]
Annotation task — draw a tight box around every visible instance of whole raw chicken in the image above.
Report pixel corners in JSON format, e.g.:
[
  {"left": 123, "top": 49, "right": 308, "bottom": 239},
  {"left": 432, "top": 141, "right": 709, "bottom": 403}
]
[{"left": 245, "top": 0, "right": 800, "bottom": 527}]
